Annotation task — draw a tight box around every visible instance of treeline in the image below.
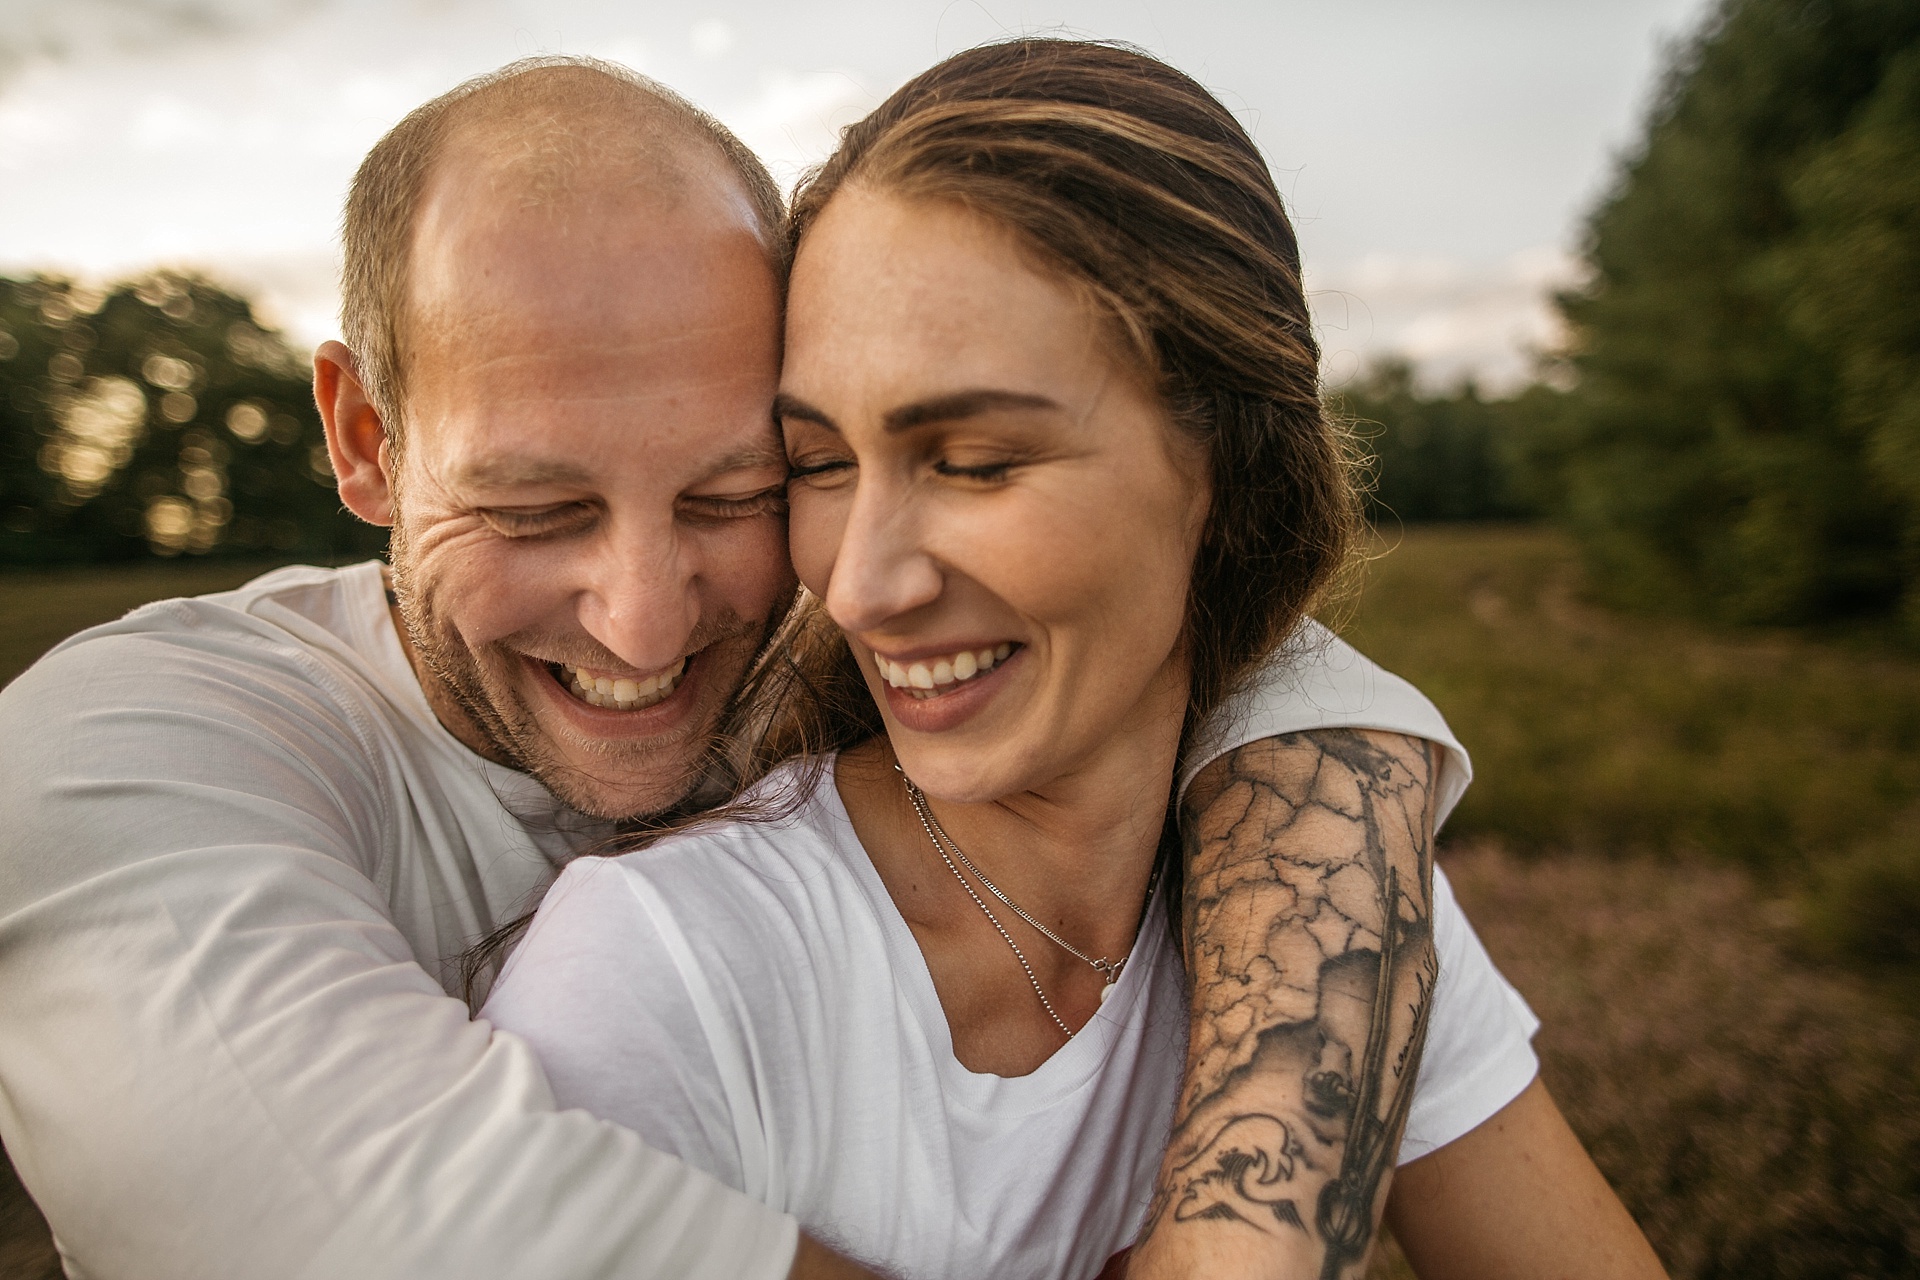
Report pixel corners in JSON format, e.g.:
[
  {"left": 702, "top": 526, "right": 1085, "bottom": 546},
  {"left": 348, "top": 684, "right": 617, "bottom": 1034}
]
[
  {"left": 0, "top": 273, "right": 385, "bottom": 567},
  {"left": 1333, "top": 359, "right": 1544, "bottom": 526},
  {"left": 1348, "top": 0, "right": 1920, "bottom": 637}
]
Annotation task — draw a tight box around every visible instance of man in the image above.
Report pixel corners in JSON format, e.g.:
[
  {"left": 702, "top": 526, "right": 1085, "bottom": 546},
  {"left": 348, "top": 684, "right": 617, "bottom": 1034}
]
[{"left": 0, "top": 57, "right": 1562, "bottom": 1280}]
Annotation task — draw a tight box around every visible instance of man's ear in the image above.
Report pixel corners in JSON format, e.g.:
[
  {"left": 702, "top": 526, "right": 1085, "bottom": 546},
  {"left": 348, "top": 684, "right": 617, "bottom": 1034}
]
[{"left": 314, "top": 340, "right": 397, "bottom": 527}]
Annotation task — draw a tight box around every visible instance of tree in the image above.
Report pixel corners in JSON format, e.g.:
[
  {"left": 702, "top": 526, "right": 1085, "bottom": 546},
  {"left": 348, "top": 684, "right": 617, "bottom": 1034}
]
[
  {"left": 1330, "top": 359, "right": 1540, "bottom": 525},
  {"left": 1783, "top": 41, "right": 1920, "bottom": 631},
  {"left": 0, "top": 272, "right": 386, "bottom": 567},
  {"left": 1549, "top": 0, "right": 1920, "bottom": 627}
]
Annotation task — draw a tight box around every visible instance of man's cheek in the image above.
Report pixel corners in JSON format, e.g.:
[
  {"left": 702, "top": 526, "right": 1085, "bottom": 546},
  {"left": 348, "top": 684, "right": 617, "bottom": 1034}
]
[
  {"left": 431, "top": 541, "right": 572, "bottom": 645},
  {"left": 713, "top": 516, "right": 798, "bottom": 620}
]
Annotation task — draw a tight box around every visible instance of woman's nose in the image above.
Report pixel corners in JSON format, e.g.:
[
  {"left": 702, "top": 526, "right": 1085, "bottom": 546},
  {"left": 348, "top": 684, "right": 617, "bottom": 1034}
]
[{"left": 823, "top": 482, "right": 944, "bottom": 635}]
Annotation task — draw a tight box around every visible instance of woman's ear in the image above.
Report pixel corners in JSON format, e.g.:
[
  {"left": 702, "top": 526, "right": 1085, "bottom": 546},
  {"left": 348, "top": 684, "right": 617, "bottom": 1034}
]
[{"left": 313, "top": 340, "right": 397, "bottom": 527}]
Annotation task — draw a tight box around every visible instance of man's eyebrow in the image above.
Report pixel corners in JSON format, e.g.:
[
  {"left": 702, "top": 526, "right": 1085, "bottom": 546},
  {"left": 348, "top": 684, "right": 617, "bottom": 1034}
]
[
  {"left": 447, "top": 458, "right": 597, "bottom": 489},
  {"left": 695, "top": 443, "right": 790, "bottom": 482},
  {"left": 773, "top": 389, "right": 1061, "bottom": 435}
]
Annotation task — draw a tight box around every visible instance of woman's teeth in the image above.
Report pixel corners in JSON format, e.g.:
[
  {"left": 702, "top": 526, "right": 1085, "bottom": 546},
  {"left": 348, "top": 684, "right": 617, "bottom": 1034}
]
[
  {"left": 878, "top": 644, "right": 1014, "bottom": 699},
  {"left": 560, "top": 657, "right": 686, "bottom": 710}
]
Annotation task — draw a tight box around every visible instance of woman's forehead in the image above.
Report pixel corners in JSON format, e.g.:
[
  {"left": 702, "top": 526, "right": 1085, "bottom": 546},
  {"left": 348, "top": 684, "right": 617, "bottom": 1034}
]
[{"left": 781, "top": 189, "right": 1125, "bottom": 405}]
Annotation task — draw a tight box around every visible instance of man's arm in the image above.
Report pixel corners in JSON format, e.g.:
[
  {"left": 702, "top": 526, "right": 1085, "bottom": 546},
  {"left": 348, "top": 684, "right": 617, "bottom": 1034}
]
[
  {"left": 1130, "top": 729, "right": 1438, "bottom": 1280},
  {"left": 0, "top": 632, "right": 832, "bottom": 1280}
]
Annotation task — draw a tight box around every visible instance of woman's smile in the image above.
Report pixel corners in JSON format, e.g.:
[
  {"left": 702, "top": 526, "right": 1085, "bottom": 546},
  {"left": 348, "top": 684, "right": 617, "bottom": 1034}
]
[
  {"left": 868, "top": 641, "right": 1024, "bottom": 732},
  {"left": 780, "top": 187, "right": 1209, "bottom": 803},
  {"left": 871, "top": 642, "right": 1015, "bottom": 697}
]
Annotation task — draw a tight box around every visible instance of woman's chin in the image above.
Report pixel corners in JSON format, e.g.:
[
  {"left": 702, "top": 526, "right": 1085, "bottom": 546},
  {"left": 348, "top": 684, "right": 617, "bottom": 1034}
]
[{"left": 885, "top": 749, "right": 1026, "bottom": 806}]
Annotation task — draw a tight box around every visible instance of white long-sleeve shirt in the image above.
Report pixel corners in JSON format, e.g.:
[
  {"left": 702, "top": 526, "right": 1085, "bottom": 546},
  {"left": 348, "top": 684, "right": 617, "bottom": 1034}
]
[
  {"left": 0, "top": 563, "right": 798, "bottom": 1280},
  {"left": 0, "top": 562, "right": 1516, "bottom": 1280}
]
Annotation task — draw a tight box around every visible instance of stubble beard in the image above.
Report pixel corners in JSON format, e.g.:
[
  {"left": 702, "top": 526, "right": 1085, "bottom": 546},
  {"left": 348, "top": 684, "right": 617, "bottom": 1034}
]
[{"left": 386, "top": 524, "right": 772, "bottom": 820}]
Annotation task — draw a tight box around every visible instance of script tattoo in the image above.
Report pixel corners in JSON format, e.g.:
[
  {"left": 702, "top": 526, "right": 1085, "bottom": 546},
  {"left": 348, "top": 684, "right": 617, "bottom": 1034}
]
[{"left": 1137, "top": 729, "right": 1437, "bottom": 1279}]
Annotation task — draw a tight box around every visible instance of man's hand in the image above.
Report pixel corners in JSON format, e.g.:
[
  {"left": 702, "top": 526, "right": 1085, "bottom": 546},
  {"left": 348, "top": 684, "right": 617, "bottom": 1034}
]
[{"left": 1130, "top": 729, "right": 1438, "bottom": 1279}]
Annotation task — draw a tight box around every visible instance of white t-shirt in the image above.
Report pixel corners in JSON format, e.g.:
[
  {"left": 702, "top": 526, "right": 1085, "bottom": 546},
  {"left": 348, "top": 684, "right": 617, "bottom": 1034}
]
[
  {"left": 0, "top": 561, "right": 1534, "bottom": 1280},
  {"left": 482, "top": 762, "right": 1539, "bottom": 1280},
  {"left": 0, "top": 563, "right": 797, "bottom": 1280}
]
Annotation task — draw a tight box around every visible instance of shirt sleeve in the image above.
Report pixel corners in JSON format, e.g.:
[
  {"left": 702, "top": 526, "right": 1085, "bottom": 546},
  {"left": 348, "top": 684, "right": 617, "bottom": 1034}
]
[
  {"left": 1398, "top": 864, "right": 1541, "bottom": 1162},
  {"left": 1179, "top": 625, "right": 1539, "bottom": 1159},
  {"left": 483, "top": 856, "right": 754, "bottom": 1196},
  {"left": 0, "top": 630, "right": 798, "bottom": 1280},
  {"left": 1181, "top": 620, "right": 1475, "bottom": 831}
]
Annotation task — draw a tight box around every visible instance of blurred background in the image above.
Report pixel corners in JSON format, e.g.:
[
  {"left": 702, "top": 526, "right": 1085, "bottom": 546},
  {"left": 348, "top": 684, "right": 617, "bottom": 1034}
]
[{"left": 2, "top": 0, "right": 1917, "bottom": 1276}]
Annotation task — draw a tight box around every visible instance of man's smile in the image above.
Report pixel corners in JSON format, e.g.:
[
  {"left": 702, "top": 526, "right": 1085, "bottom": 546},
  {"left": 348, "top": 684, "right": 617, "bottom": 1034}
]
[{"left": 548, "top": 656, "right": 689, "bottom": 710}]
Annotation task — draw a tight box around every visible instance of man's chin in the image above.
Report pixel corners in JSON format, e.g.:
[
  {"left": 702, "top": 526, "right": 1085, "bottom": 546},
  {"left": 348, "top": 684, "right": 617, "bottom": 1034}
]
[{"left": 531, "top": 755, "right": 707, "bottom": 821}]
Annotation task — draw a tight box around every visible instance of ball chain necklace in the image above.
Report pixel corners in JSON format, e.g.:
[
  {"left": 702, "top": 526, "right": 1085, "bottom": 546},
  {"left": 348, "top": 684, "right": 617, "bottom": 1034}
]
[{"left": 896, "top": 764, "right": 1160, "bottom": 1040}]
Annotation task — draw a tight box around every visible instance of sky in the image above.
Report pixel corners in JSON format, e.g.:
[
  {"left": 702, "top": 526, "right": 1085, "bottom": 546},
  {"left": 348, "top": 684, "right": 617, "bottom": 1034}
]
[{"left": 0, "top": 0, "right": 1719, "bottom": 391}]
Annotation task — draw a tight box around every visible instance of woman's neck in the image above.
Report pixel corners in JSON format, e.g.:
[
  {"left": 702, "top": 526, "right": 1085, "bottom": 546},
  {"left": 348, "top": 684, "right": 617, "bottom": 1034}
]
[{"left": 834, "top": 674, "right": 1186, "bottom": 1076}]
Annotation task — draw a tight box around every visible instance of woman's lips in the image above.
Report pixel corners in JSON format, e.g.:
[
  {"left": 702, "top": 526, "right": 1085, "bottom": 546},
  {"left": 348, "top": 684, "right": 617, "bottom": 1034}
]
[
  {"left": 875, "top": 644, "right": 1022, "bottom": 732},
  {"left": 873, "top": 642, "right": 1015, "bottom": 698}
]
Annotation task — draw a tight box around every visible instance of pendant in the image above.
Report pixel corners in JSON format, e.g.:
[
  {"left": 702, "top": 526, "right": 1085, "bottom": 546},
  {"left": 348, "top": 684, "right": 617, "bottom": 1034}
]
[{"left": 1099, "top": 980, "right": 1115, "bottom": 1006}]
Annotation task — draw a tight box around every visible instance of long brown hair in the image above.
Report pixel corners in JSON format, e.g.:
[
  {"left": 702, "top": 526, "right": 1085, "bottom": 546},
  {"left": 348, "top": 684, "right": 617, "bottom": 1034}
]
[
  {"left": 749, "top": 38, "right": 1357, "bottom": 773},
  {"left": 465, "top": 38, "right": 1359, "bottom": 1004}
]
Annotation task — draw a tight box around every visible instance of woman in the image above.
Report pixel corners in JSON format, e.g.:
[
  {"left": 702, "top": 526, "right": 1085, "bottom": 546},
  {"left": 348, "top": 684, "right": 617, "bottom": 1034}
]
[{"left": 484, "top": 40, "right": 1663, "bottom": 1280}]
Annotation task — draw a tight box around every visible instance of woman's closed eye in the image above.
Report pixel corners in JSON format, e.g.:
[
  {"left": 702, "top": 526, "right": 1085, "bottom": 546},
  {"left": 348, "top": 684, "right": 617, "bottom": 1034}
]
[
  {"left": 788, "top": 456, "right": 854, "bottom": 483},
  {"left": 932, "top": 457, "right": 1016, "bottom": 482}
]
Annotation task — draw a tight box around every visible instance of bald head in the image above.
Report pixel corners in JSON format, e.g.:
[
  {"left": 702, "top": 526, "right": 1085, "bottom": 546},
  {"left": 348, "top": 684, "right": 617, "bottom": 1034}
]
[{"left": 339, "top": 56, "right": 784, "bottom": 445}]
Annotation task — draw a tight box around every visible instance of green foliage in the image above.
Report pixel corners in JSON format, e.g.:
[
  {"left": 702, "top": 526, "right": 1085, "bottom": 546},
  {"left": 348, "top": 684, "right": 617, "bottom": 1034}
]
[
  {"left": 1329, "top": 359, "right": 1541, "bottom": 524},
  {"left": 1784, "top": 42, "right": 1920, "bottom": 632},
  {"left": 0, "top": 273, "right": 386, "bottom": 567},
  {"left": 1549, "top": 0, "right": 1920, "bottom": 628},
  {"left": 1344, "top": 527, "right": 1920, "bottom": 907}
]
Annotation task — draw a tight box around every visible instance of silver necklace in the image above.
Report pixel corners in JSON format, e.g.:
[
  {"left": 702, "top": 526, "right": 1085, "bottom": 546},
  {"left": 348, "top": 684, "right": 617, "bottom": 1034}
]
[{"left": 897, "top": 765, "right": 1159, "bottom": 1039}]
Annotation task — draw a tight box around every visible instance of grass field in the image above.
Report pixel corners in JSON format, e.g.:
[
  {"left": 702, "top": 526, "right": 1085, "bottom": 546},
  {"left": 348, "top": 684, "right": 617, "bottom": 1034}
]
[
  {"left": 2, "top": 530, "right": 1917, "bottom": 1278},
  {"left": 0, "top": 559, "right": 297, "bottom": 688}
]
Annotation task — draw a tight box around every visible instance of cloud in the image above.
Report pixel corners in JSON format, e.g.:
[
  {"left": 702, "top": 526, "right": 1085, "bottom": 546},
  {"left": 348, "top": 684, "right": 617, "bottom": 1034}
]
[
  {"left": 1310, "top": 245, "right": 1585, "bottom": 393},
  {"left": 716, "top": 68, "right": 875, "bottom": 184},
  {"left": 0, "top": 0, "right": 321, "bottom": 83}
]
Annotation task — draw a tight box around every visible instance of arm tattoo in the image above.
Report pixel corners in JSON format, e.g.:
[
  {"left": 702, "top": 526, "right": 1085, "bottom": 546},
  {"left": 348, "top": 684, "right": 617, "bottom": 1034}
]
[{"left": 1139, "top": 729, "right": 1438, "bottom": 1279}]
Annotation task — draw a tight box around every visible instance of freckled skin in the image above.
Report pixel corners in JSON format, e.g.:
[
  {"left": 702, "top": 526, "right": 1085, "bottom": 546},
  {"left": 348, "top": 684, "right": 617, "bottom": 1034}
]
[{"left": 777, "top": 188, "right": 1212, "bottom": 1077}]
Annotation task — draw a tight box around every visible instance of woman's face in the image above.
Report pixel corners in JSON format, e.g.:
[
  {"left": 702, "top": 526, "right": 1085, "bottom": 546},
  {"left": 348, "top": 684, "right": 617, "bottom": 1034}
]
[{"left": 779, "top": 187, "right": 1210, "bottom": 803}]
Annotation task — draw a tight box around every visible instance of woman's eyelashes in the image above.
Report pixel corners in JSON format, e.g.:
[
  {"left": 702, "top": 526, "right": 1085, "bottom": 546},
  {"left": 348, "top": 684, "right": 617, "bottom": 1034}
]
[
  {"left": 785, "top": 452, "right": 1023, "bottom": 485},
  {"left": 787, "top": 457, "right": 854, "bottom": 482},
  {"left": 931, "top": 457, "right": 1015, "bottom": 482}
]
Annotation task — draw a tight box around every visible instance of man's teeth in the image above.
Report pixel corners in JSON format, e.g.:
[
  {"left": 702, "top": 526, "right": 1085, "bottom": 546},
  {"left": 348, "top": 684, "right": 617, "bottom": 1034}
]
[
  {"left": 561, "top": 657, "right": 687, "bottom": 710},
  {"left": 877, "top": 643, "right": 1014, "bottom": 698}
]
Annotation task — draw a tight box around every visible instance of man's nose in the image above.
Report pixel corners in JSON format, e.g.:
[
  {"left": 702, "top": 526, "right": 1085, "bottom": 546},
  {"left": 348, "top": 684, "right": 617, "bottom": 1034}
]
[
  {"left": 823, "top": 480, "right": 943, "bottom": 636},
  {"left": 574, "top": 526, "right": 701, "bottom": 670}
]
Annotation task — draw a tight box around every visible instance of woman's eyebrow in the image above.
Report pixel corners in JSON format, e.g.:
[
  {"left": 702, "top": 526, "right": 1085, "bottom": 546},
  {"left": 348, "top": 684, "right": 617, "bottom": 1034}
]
[
  {"left": 772, "top": 392, "right": 836, "bottom": 431},
  {"left": 883, "top": 389, "right": 1059, "bottom": 432},
  {"left": 773, "top": 389, "right": 1062, "bottom": 436}
]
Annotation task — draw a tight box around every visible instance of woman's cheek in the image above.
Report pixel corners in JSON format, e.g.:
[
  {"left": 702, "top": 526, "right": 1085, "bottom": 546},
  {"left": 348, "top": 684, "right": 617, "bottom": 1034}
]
[{"left": 785, "top": 487, "right": 849, "bottom": 597}]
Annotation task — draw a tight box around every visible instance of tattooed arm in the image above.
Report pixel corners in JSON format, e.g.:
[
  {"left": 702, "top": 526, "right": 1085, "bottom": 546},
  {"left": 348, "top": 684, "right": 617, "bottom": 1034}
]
[
  {"left": 1128, "top": 728, "right": 1438, "bottom": 1280},
  {"left": 1128, "top": 728, "right": 1667, "bottom": 1280}
]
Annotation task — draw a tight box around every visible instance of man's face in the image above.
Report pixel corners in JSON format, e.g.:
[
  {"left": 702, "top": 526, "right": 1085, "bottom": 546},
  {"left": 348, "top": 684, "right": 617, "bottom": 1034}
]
[{"left": 385, "top": 157, "right": 792, "bottom": 819}]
